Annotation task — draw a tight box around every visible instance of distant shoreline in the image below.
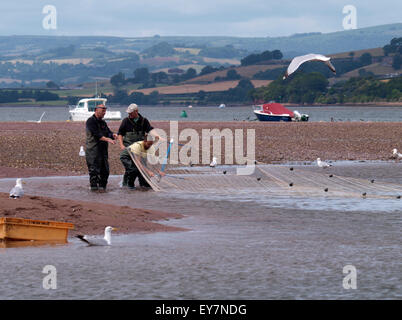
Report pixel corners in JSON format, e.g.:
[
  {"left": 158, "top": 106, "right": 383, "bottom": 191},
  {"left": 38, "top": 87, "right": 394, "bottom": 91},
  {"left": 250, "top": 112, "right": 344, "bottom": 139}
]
[
  {"left": 1, "top": 102, "right": 402, "bottom": 108},
  {"left": 282, "top": 101, "right": 402, "bottom": 107}
]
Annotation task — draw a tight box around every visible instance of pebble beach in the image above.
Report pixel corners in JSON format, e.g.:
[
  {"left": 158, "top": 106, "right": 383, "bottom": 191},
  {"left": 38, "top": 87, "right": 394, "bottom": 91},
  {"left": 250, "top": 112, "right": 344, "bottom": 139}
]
[{"left": 0, "top": 121, "right": 401, "bottom": 177}]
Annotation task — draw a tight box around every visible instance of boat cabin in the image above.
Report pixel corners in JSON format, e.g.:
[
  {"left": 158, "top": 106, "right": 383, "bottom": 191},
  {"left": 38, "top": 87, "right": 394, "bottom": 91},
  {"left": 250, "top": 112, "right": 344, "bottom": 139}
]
[{"left": 76, "top": 98, "right": 107, "bottom": 112}]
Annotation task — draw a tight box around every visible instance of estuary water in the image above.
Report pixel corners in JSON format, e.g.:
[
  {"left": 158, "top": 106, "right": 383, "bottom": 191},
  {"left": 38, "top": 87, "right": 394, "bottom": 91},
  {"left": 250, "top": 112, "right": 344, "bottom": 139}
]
[
  {"left": 1, "top": 104, "right": 402, "bottom": 122},
  {"left": 0, "top": 162, "right": 400, "bottom": 299}
]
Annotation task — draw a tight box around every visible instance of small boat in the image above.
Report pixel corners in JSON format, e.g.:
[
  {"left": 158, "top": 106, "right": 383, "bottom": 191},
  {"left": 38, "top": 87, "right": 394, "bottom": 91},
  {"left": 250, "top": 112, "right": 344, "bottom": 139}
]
[
  {"left": 253, "top": 102, "right": 293, "bottom": 122},
  {"left": 253, "top": 102, "right": 308, "bottom": 122},
  {"left": 218, "top": 103, "right": 226, "bottom": 108},
  {"left": 0, "top": 217, "right": 74, "bottom": 243},
  {"left": 68, "top": 97, "right": 121, "bottom": 121}
]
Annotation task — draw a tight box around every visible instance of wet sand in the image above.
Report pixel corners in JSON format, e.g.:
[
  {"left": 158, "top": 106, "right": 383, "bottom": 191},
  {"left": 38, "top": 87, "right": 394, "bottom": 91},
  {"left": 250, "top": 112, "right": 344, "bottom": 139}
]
[
  {"left": 0, "top": 121, "right": 400, "bottom": 236},
  {"left": 0, "top": 121, "right": 401, "bottom": 178},
  {"left": 0, "top": 192, "right": 184, "bottom": 236}
]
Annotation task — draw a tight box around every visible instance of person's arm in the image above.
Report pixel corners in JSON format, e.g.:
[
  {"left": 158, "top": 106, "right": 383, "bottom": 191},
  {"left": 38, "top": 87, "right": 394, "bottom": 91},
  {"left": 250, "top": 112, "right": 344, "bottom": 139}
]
[
  {"left": 117, "top": 119, "right": 127, "bottom": 150},
  {"left": 131, "top": 153, "right": 154, "bottom": 177},
  {"left": 146, "top": 118, "right": 165, "bottom": 142},
  {"left": 100, "top": 136, "right": 115, "bottom": 144},
  {"left": 106, "top": 124, "right": 117, "bottom": 140},
  {"left": 86, "top": 118, "right": 116, "bottom": 144},
  {"left": 103, "top": 122, "right": 116, "bottom": 144},
  {"left": 117, "top": 135, "right": 125, "bottom": 150}
]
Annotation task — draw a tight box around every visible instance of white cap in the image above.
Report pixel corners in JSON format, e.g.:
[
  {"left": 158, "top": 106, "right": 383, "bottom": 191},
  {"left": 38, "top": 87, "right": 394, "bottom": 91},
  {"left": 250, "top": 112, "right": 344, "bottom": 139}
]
[{"left": 126, "top": 103, "right": 138, "bottom": 113}]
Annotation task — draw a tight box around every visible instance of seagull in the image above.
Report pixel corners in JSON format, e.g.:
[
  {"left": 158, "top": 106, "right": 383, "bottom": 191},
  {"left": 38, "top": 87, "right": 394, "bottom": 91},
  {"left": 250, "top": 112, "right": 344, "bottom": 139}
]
[
  {"left": 283, "top": 53, "right": 336, "bottom": 79},
  {"left": 27, "top": 111, "right": 46, "bottom": 123},
  {"left": 79, "top": 146, "right": 85, "bottom": 157},
  {"left": 392, "top": 149, "right": 402, "bottom": 159},
  {"left": 76, "top": 226, "right": 117, "bottom": 246},
  {"left": 317, "top": 158, "right": 332, "bottom": 168},
  {"left": 210, "top": 157, "right": 217, "bottom": 167},
  {"left": 9, "top": 178, "right": 24, "bottom": 199}
]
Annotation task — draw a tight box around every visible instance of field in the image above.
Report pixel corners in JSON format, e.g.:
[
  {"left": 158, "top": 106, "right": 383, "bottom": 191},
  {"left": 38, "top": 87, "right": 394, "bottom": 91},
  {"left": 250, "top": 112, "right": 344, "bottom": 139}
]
[
  {"left": 42, "top": 58, "right": 93, "bottom": 65},
  {"left": 340, "top": 62, "right": 397, "bottom": 78},
  {"left": 202, "top": 57, "right": 241, "bottom": 65},
  {"left": 330, "top": 47, "right": 385, "bottom": 59},
  {"left": 185, "top": 64, "right": 286, "bottom": 84},
  {"left": 174, "top": 47, "right": 201, "bottom": 55},
  {"left": 130, "top": 80, "right": 271, "bottom": 95}
]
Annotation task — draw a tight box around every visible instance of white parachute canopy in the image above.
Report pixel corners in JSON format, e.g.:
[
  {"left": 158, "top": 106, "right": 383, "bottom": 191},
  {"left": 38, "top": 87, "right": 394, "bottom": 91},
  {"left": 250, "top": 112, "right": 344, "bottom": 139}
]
[{"left": 283, "top": 53, "right": 336, "bottom": 79}]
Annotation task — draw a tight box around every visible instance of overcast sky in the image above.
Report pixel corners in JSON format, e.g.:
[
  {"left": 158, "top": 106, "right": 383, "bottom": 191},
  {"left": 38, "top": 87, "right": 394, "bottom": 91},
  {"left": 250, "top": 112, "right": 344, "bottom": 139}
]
[{"left": 0, "top": 0, "right": 401, "bottom": 37}]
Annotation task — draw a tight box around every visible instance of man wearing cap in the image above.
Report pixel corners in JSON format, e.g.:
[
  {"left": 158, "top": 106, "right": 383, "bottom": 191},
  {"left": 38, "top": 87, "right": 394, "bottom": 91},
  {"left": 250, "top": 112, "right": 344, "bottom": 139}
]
[
  {"left": 117, "top": 103, "right": 154, "bottom": 189},
  {"left": 85, "top": 104, "right": 117, "bottom": 191}
]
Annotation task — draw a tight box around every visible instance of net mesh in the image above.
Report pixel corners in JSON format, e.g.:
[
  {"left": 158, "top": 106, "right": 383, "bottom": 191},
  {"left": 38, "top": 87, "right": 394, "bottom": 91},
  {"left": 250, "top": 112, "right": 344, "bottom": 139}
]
[{"left": 127, "top": 143, "right": 402, "bottom": 200}]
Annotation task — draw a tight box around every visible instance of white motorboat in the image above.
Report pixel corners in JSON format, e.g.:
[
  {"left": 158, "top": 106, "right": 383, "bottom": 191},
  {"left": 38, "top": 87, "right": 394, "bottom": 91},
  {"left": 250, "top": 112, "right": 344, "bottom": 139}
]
[{"left": 68, "top": 98, "right": 121, "bottom": 121}]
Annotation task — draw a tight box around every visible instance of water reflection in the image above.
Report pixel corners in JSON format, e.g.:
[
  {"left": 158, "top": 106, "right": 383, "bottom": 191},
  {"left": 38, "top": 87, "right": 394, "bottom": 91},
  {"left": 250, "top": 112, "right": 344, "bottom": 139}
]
[
  {"left": 0, "top": 162, "right": 400, "bottom": 299},
  {"left": 0, "top": 240, "right": 68, "bottom": 249}
]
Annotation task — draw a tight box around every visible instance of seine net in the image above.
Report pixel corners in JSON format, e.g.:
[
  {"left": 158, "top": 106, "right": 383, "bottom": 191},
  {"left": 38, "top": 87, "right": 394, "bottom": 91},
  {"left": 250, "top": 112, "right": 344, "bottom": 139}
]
[{"left": 127, "top": 141, "right": 402, "bottom": 201}]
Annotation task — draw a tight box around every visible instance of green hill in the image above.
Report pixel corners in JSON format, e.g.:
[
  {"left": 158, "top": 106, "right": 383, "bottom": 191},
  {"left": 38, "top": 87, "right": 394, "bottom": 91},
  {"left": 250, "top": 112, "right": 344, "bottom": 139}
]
[{"left": 0, "top": 23, "right": 400, "bottom": 88}]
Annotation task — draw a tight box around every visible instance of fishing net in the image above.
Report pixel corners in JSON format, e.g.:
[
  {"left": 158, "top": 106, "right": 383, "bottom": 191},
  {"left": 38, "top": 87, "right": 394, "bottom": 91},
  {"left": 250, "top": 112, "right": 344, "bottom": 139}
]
[{"left": 127, "top": 140, "right": 402, "bottom": 201}]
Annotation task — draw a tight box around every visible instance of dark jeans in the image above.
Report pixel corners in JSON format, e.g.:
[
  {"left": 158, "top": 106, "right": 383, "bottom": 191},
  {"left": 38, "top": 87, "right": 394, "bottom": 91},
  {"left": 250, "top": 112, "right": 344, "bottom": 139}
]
[
  {"left": 86, "top": 153, "right": 109, "bottom": 188},
  {"left": 120, "top": 150, "right": 150, "bottom": 188}
]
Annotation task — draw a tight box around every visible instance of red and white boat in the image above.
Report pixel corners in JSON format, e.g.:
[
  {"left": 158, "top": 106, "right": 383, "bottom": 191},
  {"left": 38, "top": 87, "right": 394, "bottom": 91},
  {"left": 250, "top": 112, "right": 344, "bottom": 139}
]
[{"left": 253, "top": 102, "right": 308, "bottom": 122}]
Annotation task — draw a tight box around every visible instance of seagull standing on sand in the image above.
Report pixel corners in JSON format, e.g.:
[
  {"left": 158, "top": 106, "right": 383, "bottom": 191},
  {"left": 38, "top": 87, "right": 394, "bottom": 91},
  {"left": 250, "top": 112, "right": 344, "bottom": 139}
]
[
  {"left": 76, "top": 226, "right": 117, "bottom": 246},
  {"left": 392, "top": 149, "right": 402, "bottom": 159},
  {"left": 79, "top": 146, "right": 86, "bottom": 157},
  {"left": 9, "top": 178, "right": 24, "bottom": 199},
  {"left": 317, "top": 158, "right": 332, "bottom": 168},
  {"left": 210, "top": 157, "right": 217, "bottom": 167}
]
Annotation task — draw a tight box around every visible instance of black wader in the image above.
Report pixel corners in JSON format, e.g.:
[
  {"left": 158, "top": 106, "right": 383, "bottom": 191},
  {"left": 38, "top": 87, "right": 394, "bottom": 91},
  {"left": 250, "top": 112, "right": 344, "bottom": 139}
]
[
  {"left": 86, "top": 124, "right": 111, "bottom": 189},
  {"left": 120, "top": 119, "right": 149, "bottom": 188}
]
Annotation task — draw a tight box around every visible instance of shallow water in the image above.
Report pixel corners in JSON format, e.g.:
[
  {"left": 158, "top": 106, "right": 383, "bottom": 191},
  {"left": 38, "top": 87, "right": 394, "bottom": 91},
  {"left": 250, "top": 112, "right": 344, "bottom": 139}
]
[
  {"left": 0, "top": 162, "right": 401, "bottom": 299},
  {"left": 1, "top": 105, "right": 402, "bottom": 122}
]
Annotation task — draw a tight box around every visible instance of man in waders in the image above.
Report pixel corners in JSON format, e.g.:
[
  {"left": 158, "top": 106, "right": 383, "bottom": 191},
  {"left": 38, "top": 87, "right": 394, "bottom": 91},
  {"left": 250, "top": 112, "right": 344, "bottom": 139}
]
[
  {"left": 117, "top": 103, "right": 154, "bottom": 189},
  {"left": 85, "top": 104, "right": 117, "bottom": 191},
  {"left": 128, "top": 134, "right": 165, "bottom": 189}
]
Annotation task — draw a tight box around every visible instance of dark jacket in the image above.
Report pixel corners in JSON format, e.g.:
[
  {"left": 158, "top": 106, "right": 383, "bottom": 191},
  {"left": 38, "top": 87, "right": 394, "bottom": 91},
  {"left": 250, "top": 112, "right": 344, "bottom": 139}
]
[{"left": 86, "top": 115, "right": 114, "bottom": 157}]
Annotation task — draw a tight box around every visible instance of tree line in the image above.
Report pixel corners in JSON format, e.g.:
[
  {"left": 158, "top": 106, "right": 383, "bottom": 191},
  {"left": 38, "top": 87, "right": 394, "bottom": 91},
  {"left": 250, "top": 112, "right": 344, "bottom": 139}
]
[
  {"left": 251, "top": 73, "right": 401, "bottom": 104},
  {"left": 240, "top": 50, "right": 283, "bottom": 66},
  {"left": 0, "top": 89, "right": 59, "bottom": 103}
]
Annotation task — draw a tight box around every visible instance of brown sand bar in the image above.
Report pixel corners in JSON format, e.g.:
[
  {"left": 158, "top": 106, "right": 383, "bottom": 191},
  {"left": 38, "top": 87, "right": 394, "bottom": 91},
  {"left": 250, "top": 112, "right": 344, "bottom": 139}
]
[
  {"left": 0, "top": 121, "right": 401, "bottom": 236},
  {"left": 0, "top": 121, "right": 401, "bottom": 178},
  {"left": 0, "top": 192, "right": 185, "bottom": 236}
]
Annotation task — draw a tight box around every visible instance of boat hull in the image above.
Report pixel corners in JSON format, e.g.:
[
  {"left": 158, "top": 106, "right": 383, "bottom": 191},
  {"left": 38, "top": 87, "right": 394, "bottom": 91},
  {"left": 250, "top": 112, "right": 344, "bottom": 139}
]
[
  {"left": 254, "top": 111, "right": 292, "bottom": 122},
  {"left": 69, "top": 110, "right": 121, "bottom": 121}
]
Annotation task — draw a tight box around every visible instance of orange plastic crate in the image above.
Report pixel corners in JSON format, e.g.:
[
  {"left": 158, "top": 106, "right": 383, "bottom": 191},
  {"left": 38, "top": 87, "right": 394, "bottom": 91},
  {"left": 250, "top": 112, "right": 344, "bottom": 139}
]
[{"left": 0, "top": 217, "right": 74, "bottom": 242}]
